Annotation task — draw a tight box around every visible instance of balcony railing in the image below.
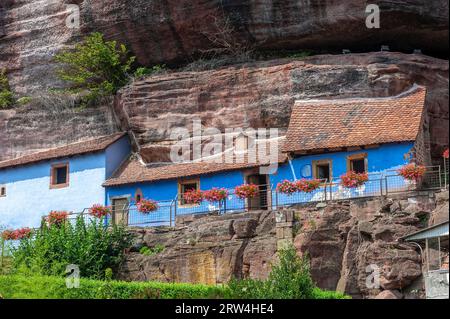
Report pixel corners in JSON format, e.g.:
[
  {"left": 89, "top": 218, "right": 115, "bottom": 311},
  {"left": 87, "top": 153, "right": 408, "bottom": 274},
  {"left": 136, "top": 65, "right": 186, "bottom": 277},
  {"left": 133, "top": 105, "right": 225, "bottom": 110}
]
[{"left": 41, "top": 164, "right": 449, "bottom": 228}]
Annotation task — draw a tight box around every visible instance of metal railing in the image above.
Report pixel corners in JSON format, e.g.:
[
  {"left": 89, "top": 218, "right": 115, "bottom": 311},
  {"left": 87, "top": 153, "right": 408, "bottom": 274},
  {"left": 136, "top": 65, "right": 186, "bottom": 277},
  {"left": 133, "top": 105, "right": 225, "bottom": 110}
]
[{"left": 41, "top": 164, "right": 449, "bottom": 228}]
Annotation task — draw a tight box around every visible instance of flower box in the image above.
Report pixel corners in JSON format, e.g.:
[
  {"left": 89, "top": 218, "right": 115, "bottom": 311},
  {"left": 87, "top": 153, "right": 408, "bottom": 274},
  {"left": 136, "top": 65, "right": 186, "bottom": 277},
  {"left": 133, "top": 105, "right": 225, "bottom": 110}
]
[
  {"left": 137, "top": 199, "right": 159, "bottom": 214},
  {"left": 295, "top": 179, "right": 322, "bottom": 193},
  {"left": 182, "top": 189, "right": 204, "bottom": 205},
  {"left": 443, "top": 148, "right": 449, "bottom": 159},
  {"left": 234, "top": 184, "right": 259, "bottom": 199},
  {"left": 397, "top": 164, "right": 426, "bottom": 182},
  {"left": 89, "top": 204, "right": 111, "bottom": 218},
  {"left": 276, "top": 180, "right": 298, "bottom": 195},
  {"left": 203, "top": 188, "right": 229, "bottom": 203},
  {"left": 2, "top": 227, "right": 32, "bottom": 241},
  {"left": 340, "top": 171, "right": 369, "bottom": 188}
]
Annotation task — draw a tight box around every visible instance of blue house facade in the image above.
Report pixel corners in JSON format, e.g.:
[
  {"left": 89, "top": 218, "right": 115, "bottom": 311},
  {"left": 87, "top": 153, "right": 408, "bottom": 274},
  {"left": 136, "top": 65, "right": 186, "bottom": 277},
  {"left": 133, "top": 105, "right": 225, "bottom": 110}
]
[
  {"left": 0, "top": 133, "right": 130, "bottom": 228},
  {"left": 103, "top": 85, "right": 429, "bottom": 226}
]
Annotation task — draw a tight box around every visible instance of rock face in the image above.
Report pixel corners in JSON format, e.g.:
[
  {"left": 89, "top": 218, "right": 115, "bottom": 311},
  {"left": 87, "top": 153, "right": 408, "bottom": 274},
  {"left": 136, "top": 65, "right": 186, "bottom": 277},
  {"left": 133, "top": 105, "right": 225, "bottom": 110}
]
[
  {"left": 0, "top": 101, "right": 118, "bottom": 161},
  {"left": 294, "top": 192, "right": 441, "bottom": 299},
  {"left": 116, "top": 52, "right": 449, "bottom": 162},
  {"left": 119, "top": 211, "right": 277, "bottom": 284},
  {"left": 118, "top": 191, "right": 448, "bottom": 299},
  {"left": 1, "top": 1, "right": 448, "bottom": 94}
]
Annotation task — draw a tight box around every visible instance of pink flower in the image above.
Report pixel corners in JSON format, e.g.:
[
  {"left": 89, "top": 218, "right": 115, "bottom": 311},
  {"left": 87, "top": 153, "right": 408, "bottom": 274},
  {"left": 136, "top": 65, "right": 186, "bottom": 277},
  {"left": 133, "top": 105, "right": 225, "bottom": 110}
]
[
  {"left": 182, "top": 189, "right": 204, "bottom": 205},
  {"left": 234, "top": 184, "right": 259, "bottom": 199},
  {"left": 295, "top": 179, "right": 322, "bottom": 193},
  {"left": 203, "top": 188, "right": 229, "bottom": 203},
  {"left": 443, "top": 148, "right": 449, "bottom": 159},
  {"left": 47, "top": 211, "right": 69, "bottom": 226},
  {"left": 340, "top": 171, "right": 369, "bottom": 188},
  {"left": 89, "top": 204, "right": 111, "bottom": 218},
  {"left": 397, "top": 164, "right": 426, "bottom": 181},
  {"left": 137, "top": 199, "right": 159, "bottom": 214}
]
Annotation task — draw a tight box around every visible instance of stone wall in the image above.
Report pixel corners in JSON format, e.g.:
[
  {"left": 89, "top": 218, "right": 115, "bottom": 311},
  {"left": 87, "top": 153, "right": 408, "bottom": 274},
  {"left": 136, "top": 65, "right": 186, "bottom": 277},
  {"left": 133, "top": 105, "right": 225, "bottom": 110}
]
[{"left": 118, "top": 190, "right": 448, "bottom": 299}]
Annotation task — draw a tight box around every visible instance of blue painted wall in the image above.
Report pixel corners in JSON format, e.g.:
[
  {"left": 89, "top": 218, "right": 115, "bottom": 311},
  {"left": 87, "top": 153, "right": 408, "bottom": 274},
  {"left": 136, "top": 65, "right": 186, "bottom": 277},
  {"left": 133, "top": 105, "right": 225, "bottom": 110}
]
[
  {"left": 105, "top": 142, "right": 414, "bottom": 226},
  {"left": 269, "top": 142, "right": 414, "bottom": 186},
  {"left": 0, "top": 137, "right": 131, "bottom": 229},
  {"left": 105, "top": 136, "right": 131, "bottom": 178}
]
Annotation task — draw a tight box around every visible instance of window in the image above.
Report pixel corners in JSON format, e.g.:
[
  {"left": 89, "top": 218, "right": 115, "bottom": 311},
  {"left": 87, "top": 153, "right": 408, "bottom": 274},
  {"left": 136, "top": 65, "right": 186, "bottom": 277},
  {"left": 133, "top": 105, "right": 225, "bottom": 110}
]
[
  {"left": 313, "top": 160, "right": 332, "bottom": 181},
  {"left": 0, "top": 186, "right": 5, "bottom": 197},
  {"left": 347, "top": 153, "right": 368, "bottom": 174},
  {"left": 178, "top": 179, "right": 200, "bottom": 206},
  {"left": 50, "top": 163, "right": 69, "bottom": 189},
  {"left": 135, "top": 188, "right": 143, "bottom": 203}
]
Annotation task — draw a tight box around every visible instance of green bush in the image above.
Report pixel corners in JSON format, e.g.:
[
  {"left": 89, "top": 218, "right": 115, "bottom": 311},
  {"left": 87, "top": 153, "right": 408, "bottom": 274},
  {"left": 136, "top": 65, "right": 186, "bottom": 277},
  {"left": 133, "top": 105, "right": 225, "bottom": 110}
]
[
  {"left": 55, "top": 32, "right": 135, "bottom": 106},
  {"left": 133, "top": 65, "right": 166, "bottom": 79},
  {"left": 139, "top": 244, "right": 165, "bottom": 256},
  {"left": 0, "top": 69, "right": 14, "bottom": 108},
  {"left": 11, "top": 216, "right": 133, "bottom": 279},
  {"left": 228, "top": 244, "right": 348, "bottom": 299},
  {"left": 0, "top": 275, "right": 226, "bottom": 299}
]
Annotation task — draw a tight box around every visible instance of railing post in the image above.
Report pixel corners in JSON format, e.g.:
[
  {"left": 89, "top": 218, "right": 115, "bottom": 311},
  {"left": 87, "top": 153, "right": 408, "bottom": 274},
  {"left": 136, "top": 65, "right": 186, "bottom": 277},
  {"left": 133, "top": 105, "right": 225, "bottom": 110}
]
[
  {"left": 385, "top": 177, "right": 389, "bottom": 196},
  {"left": 438, "top": 165, "right": 442, "bottom": 189},
  {"left": 380, "top": 178, "right": 383, "bottom": 197},
  {"left": 169, "top": 204, "right": 173, "bottom": 227}
]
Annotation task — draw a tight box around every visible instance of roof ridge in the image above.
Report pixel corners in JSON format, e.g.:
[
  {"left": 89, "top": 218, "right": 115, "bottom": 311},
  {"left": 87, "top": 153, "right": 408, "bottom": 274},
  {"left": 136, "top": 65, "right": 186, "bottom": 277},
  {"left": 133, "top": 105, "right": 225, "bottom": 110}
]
[
  {"left": 0, "top": 132, "right": 127, "bottom": 169},
  {"left": 294, "top": 84, "right": 425, "bottom": 106}
]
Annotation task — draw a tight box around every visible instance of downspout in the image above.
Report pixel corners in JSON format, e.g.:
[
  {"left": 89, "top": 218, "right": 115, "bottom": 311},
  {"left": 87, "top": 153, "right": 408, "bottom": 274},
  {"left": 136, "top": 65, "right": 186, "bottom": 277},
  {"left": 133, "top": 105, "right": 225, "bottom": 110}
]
[{"left": 288, "top": 154, "right": 297, "bottom": 181}]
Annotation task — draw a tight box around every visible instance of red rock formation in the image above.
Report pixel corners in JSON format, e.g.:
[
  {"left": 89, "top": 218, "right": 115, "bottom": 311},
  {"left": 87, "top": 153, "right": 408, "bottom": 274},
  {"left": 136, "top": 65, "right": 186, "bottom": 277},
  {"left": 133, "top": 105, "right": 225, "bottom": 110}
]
[
  {"left": 115, "top": 52, "right": 449, "bottom": 162},
  {"left": 0, "top": 1, "right": 448, "bottom": 94}
]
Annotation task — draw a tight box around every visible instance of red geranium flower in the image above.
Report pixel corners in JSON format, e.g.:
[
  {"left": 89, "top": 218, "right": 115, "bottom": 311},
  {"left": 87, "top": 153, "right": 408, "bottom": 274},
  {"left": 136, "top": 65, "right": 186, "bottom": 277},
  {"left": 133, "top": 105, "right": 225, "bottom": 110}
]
[
  {"left": 295, "top": 179, "right": 322, "bottom": 193},
  {"left": 234, "top": 184, "right": 259, "bottom": 199},
  {"left": 89, "top": 204, "right": 111, "bottom": 218},
  {"left": 443, "top": 148, "right": 449, "bottom": 159},
  {"left": 277, "top": 180, "right": 298, "bottom": 195},
  {"left": 182, "top": 189, "right": 204, "bottom": 205},
  {"left": 340, "top": 171, "right": 369, "bottom": 188},
  {"left": 2, "top": 228, "right": 32, "bottom": 240},
  {"left": 47, "top": 211, "right": 69, "bottom": 226},
  {"left": 397, "top": 164, "right": 426, "bottom": 182},
  {"left": 203, "top": 188, "right": 229, "bottom": 203},
  {"left": 137, "top": 199, "right": 159, "bottom": 214}
]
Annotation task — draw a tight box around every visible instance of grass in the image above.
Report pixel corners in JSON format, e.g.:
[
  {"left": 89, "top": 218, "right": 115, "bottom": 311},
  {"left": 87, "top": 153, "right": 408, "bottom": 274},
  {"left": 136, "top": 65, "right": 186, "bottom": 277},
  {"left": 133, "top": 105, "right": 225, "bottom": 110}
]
[
  {"left": 0, "top": 274, "right": 350, "bottom": 299},
  {"left": 0, "top": 274, "right": 226, "bottom": 299}
]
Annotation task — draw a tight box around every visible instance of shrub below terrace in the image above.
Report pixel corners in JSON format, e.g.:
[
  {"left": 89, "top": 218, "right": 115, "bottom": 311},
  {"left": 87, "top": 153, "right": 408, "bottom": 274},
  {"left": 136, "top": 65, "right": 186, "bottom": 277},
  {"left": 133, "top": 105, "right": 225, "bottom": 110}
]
[
  {"left": 227, "top": 244, "right": 349, "bottom": 299},
  {"left": 0, "top": 69, "right": 14, "bottom": 108},
  {"left": 10, "top": 216, "right": 133, "bottom": 279}
]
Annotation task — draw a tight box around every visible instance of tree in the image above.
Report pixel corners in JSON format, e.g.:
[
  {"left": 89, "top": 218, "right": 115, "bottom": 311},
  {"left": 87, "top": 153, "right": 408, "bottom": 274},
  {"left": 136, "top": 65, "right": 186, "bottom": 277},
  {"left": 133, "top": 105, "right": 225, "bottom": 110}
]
[{"left": 54, "top": 32, "right": 135, "bottom": 106}]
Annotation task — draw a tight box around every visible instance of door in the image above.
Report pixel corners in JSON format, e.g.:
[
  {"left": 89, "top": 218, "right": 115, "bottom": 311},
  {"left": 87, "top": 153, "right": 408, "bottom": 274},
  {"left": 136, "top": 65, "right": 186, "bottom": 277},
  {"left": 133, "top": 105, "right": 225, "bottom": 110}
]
[
  {"left": 112, "top": 198, "right": 129, "bottom": 226},
  {"left": 246, "top": 174, "right": 269, "bottom": 210}
]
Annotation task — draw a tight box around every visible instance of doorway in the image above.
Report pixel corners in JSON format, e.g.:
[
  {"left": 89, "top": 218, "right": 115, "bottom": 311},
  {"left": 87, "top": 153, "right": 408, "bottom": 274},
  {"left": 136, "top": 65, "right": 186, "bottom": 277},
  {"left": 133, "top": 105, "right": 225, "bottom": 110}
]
[
  {"left": 246, "top": 174, "right": 269, "bottom": 210},
  {"left": 112, "top": 197, "right": 129, "bottom": 226}
]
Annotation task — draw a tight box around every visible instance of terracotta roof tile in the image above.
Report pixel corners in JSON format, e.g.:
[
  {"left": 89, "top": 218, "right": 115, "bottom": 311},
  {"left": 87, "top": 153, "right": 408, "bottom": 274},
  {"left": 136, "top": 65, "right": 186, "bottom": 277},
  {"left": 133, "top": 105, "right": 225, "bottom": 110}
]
[
  {"left": 283, "top": 85, "right": 426, "bottom": 153},
  {"left": 104, "top": 139, "right": 287, "bottom": 187},
  {"left": 0, "top": 132, "right": 127, "bottom": 170}
]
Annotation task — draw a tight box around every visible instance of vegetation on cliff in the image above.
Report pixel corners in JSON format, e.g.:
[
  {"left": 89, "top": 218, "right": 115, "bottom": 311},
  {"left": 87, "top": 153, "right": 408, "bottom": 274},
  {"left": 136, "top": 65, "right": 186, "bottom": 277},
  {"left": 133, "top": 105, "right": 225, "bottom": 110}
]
[{"left": 0, "top": 69, "right": 14, "bottom": 108}]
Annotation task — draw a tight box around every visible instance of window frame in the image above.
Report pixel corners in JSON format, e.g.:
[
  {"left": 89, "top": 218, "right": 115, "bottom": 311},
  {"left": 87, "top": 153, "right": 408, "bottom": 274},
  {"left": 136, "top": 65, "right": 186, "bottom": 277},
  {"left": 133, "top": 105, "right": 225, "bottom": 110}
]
[
  {"left": 178, "top": 178, "right": 201, "bottom": 207},
  {"left": 312, "top": 159, "right": 333, "bottom": 182},
  {"left": 347, "top": 153, "right": 368, "bottom": 173},
  {"left": 0, "top": 185, "right": 6, "bottom": 197},
  {"left": 50, "top": 162, "right": 70, "bottom": 189}
]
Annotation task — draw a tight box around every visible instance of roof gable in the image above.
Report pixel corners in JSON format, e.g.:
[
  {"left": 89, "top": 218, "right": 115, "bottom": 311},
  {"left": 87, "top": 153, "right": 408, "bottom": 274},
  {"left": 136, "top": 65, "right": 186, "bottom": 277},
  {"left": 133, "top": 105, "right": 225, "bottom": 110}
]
[
  {"left": 283, "top": 85, "right": 427, "bottom": 153},
  {"left": 0, "top": 132, "right": 127, "bottom": 170},
  {"left": 104, "top": 138, "right": 287, "bottom": 187}
]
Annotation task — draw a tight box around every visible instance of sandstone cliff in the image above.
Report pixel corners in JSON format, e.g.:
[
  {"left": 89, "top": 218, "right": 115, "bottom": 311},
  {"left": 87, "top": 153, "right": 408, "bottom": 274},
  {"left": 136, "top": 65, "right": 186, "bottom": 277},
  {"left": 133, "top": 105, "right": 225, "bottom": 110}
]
[
  {"left": 116, "top": 52, "right": 449, "bottom": 163},
  {"left": 119, "top": 190, "right": 448, "bottom": 299},
  {"left": 0, "top": 0, "right": 448, "bottom": 94}
]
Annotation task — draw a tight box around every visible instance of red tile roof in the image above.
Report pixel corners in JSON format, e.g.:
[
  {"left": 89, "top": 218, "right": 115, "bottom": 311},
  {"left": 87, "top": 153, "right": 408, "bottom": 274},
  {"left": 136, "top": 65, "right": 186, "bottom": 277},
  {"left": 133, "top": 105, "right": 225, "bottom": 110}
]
[
  {"left": 283, "top": 85, "right": 427, "bottom": 153},
  {"left": 0, "top": 133, "right": 127, "bottom": 170},
  {"left": 104, "top": 139, "right": 287, "bottom": 186}
]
